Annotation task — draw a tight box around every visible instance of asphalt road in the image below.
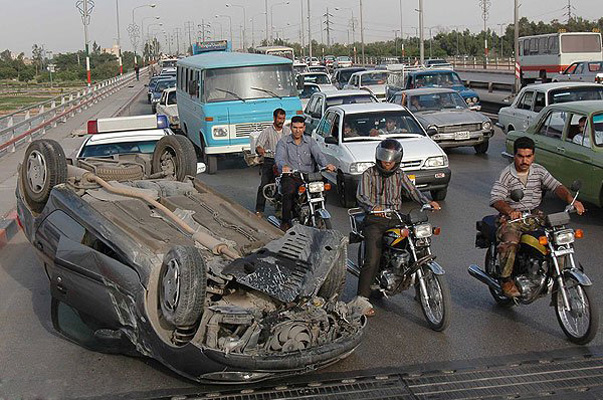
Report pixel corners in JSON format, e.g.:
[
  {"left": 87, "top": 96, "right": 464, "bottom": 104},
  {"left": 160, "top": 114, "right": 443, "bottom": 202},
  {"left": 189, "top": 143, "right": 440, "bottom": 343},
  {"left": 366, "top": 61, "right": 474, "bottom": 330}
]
[{"left": 1, "top": 90, "right": 602, "bottom": 399}]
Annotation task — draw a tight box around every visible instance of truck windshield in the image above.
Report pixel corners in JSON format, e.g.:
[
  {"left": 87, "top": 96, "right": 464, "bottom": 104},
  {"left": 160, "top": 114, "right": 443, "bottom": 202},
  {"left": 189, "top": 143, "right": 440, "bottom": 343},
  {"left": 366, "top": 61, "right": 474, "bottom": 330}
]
[{"left": 204, "top": 64, "right": 297, "bottom": 103}]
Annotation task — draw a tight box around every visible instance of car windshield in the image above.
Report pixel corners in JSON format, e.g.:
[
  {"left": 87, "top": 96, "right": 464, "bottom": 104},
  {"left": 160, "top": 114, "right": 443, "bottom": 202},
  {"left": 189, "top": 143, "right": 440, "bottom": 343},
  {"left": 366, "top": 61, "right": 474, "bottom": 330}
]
[
  {"left": 408, "top": 92, "right": 468, "bottom": 111},
  {"left": 156, "top": 80, "right": 175, "bottom": 91},
  {"left": 342, "top": 111, "right": 424, "bottom": 141},
  {"left": 339, "top": 69, "right": 364, "bottom": 82},
  {"left": 304, "top": 73, "right": 331, "bottom": 84},
  {"left": 549, "top": 87, "right": 603, "bottom": 104},
  {"left": 294, "top": 65, "right": 308, "bottom": 73},
  {"left": 80, "top": 140, "right": 159, "bottom": 157},
  {"left": 167, "top": 91, "right": 177, "bottom": 105},
  {"left": 594, "top": 113, "right": 603, "bottom": 147},
  {"left": 415, "top": 72, "right": 462, "bottom": 88},
  {"left": 325, "top": 94, "right": 377, "bottom": 107},
  {"left": 360, "top": 72, "right": 388, "bottom": 85},
  {"left": 204, "top": 64, "right": 297, "bottom": 102}
]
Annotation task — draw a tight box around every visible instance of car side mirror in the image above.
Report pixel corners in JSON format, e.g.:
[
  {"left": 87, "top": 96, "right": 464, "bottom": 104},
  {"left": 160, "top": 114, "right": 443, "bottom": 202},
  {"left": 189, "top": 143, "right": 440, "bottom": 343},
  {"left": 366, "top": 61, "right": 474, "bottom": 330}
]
[
  {"left": 325, "top": 136, "right": 338, "bottom": 145},
  {"left": 570, "top": 180, "right": 582, "bottom": 192},
  {"left": 510, "top": 189, "right": 524, "bottom": 202}
]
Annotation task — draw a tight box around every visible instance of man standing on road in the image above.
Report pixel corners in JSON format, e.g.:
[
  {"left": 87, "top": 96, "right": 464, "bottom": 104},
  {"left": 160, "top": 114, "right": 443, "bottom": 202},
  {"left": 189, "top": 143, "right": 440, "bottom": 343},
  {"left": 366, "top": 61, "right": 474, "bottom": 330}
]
[
  {"left": 490, "top": 136, "right": 585, "bottom": 297},
  {"left": 355, "top": 139, "right": 441, "bottom": 316},
  {"left": 135, "top": 64, "right": 140, "bottom": 81},
  {"left": 255, "top": 108, "right": 291, "bottom": 216},
  {"left": 275, "top": 116, "right": 335, "bottom": 231}
]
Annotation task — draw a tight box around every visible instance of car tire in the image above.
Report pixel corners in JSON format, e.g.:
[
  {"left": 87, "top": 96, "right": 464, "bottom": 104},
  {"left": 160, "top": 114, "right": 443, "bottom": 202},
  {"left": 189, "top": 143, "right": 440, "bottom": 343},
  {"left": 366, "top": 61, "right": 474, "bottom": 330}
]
[
  {"left": 80, "top": 162, "right": 144, "bottom": 181},
  {"left": 474, "top": 141, "right": 489, "bottom": 154},
  {"left": 430, "top": 188, "right": 447, "bottom": 201},
  {"left": 152, "top": 135, "right": 197, "bottom": 181},
  {"left": 337, "top": 173, "right": 356, "bottom": 208},
  {"left": 318, "top": 245, "right": 347, "bottom": 301},
  {"left": 21, "top": 139, "right": 68, "bottom": 213},
  {"left": 159, "top": 246, "right": 206, "bottom": 328}
]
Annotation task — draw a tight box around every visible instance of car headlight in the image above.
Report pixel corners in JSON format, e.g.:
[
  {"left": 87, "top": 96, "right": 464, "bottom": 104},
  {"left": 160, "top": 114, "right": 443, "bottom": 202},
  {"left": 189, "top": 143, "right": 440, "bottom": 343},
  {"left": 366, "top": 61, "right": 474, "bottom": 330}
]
[
  {"left": 350, "top": 162, "right": 374, "bottom": 174},
  {"left": 424, "top": 155, "right": 448, "bottom": 168},
  {"left": 554, "top": 229, "right": 575, "bottom": 245},
  {"left": 414, "top": 223, "right": 432, "bottom": 238},
  {"left": 212, "top": 125, "right": 229, "bottom": 138},
  {"left": 308, "top": 181, "right": 325, "bottom": 193},
  {"left": 482, "top": 121, "right": 492, "bottom": 131}
]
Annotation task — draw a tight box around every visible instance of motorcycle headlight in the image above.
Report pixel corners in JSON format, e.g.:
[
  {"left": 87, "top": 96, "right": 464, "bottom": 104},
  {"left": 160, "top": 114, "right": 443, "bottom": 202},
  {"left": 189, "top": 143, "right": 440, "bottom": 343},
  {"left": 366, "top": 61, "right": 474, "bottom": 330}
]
[
  {"left": 482, "top": 121, "right": 492, "bottom": 131},
  {"left": 212, "top": 125, "right": 229, "bottom": 138},
  {"left": 424, "top": 155, "right": 448, "bottom": 168},
  {"left": 554, "top": 229, "right": 575, "bottom": 245},
  {"left": 414, "top": 223, "right": 432, "bottom": 238},
  {"left": 308, "top": 181, "right": 325, "bottom": 193},
  {"left": 350, "top": 162, "right": 374, "bottom": 174}
]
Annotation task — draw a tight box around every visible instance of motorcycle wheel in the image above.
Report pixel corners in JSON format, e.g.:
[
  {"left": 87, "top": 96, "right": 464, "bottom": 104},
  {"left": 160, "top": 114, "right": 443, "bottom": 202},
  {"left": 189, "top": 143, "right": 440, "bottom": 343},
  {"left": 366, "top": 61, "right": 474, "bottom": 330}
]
[
  {"left": 418, "top": 267, "right": 451, "bottom": 332},
  {"left": 485, "top": 247, "right": 514, "bottom": 308},
  {"left": 554, "top": 277, "right": 599, "bottom": 345},
  {"left": 314, "top": 214, "right": 332, "bottom": 230}
]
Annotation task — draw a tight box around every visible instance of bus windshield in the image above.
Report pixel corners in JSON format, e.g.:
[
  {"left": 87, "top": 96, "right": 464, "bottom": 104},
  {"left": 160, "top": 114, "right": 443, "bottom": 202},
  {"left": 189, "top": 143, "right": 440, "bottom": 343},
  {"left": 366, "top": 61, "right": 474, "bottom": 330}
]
[
  {"left": 204, "top": 64, "right": 297, "bottom": 103},
  {"left": 561, "top": 34, "right": 602, "bottom": 53}
]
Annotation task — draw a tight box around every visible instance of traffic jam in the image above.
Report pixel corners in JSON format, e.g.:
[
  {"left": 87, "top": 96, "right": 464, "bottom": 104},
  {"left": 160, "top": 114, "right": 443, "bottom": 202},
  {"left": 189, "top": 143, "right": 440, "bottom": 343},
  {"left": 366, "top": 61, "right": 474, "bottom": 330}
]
[{"left": 15, "top": 31, "right": 603, "bottom": 386}]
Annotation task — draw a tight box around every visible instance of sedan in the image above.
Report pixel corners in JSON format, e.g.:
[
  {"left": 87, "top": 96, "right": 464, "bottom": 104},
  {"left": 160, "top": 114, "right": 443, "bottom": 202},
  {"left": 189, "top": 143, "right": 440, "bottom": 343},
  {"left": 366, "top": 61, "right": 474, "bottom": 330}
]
[
  {"left": 504, "top": 100, "right": 603, "bottom": 207},
  {"left": 552, "top": 61, "right": 603, "bottom": 83},
  {"left": 391, "top": 88, "right": 494, "bottom": 153}
]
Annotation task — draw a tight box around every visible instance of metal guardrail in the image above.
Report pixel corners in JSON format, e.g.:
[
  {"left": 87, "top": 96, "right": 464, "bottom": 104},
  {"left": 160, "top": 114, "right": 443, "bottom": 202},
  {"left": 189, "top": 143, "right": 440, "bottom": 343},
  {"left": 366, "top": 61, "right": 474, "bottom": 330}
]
[{"left": 0, "top": 70, "right": 140, "bottom": 158}]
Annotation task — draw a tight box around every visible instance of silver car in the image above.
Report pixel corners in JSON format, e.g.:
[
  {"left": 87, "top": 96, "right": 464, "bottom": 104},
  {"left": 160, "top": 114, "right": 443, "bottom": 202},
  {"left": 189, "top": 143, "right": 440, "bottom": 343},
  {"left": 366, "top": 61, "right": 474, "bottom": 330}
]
[
  {"left": 552, "top": 61, "right": 603, "bottom": 83},
  {"left": 312, "top": 103, "right": 451, "bottom": 207},
  {"left": 303, "top": 90, "right": 378, "bottom": 134},
  {"left": 391, "top": 88, "right": 494, "bottom": 153},
  {"left": 497, "top": 82, "right": 603, "bottom": 133},
  {"left": 343, "top": 70, "right": 389, "bottom": 101}
]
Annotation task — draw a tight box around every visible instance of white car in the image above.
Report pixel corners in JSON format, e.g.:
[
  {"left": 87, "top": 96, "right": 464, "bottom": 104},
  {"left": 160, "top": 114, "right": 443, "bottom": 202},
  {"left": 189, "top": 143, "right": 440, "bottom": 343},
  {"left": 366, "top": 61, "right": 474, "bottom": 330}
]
[
  {"left": 303, "top": 90, "right": 379, "bottom": 134},
  {"left": 343, "top": 70, "right": 389, "bottom": 101},
  {"left": 155, "top": 87, "right": 179, "bottom": 130},
  {"left": 293, "top": 62, "right": 310, "bottom": 74},
  {"left": 312, "top": 103, "right": 451, "bottom": 207},
  {"left": 299, "top": 72, "right": 337, "bottom": 92},
  {"left": 333, "top": 56, "right": 353, "bottom": 69},
  {"left": 497, "top": 82, "right": 603, "bottom": 133}
]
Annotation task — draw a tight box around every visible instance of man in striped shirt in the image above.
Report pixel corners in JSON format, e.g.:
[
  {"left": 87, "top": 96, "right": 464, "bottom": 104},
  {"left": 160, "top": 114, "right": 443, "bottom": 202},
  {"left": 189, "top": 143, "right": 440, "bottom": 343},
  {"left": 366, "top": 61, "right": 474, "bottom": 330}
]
[
  {"left": 356, "top": 139, "right": 441, "bottom": 315},
  {"left": 490, "top": 136, "right": 585, "bottom": 297}
]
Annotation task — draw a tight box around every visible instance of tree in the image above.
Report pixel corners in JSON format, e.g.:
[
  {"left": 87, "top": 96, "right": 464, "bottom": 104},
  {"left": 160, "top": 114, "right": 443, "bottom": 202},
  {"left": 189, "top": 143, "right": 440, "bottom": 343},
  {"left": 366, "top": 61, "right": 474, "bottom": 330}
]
[{"left": 32, "top": 44, "right": 43, "bottom": 75}]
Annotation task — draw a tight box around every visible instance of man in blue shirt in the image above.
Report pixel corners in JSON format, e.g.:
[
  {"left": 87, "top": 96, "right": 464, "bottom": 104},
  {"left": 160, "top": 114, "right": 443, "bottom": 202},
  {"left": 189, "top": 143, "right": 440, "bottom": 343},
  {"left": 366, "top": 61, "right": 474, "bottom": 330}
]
[{"left": 275, "top": 116, "right": 335, "bottom": 231}]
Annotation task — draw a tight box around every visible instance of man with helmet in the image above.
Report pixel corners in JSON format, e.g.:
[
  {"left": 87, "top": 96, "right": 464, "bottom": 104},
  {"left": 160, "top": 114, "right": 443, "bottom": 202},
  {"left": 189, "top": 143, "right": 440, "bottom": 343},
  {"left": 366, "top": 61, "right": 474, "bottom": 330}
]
[{"left": 356, "top": 138, "right": 441, "bottom": 315}]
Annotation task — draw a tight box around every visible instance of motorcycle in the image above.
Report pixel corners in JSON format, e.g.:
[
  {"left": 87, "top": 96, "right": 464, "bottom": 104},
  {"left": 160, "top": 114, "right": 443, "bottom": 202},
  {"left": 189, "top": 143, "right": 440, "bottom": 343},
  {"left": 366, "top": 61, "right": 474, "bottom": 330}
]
[
  {"left": 468, "top": 183, "right": 599, "bottom": 344},
  {"left": 347, "top": 205, "right": 451, "bottom": 331},
  {"left": 263, "top": 168, "right": 333, "bottom": 229}
]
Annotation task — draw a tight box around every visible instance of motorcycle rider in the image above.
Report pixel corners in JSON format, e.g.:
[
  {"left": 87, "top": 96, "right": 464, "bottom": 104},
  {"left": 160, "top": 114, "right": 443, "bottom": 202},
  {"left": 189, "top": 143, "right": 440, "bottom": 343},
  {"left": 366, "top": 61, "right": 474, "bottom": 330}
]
[
  {"left": 275, "top": 115, "right": 336, "bottom": 231},
  {"left": 356, "top": 139, "right": 441, "bottom": 316},
  {"left": 490, "top": 136, "right": 585, "bottom": 297}
]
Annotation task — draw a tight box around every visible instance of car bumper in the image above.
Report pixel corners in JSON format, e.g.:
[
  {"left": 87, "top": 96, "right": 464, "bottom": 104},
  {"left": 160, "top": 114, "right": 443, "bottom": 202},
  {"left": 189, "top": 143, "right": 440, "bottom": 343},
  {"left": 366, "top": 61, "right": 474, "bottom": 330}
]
[
  {"left": 343, "top": 166, "right": 451, "bottom": 192},
  {"left": 432, "top": 130, "right": 494, "bottom": 148}
]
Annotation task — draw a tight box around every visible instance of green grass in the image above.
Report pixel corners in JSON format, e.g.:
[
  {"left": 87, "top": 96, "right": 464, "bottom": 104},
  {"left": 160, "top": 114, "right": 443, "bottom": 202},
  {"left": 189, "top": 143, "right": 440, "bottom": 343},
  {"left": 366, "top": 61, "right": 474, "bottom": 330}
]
[{"left": 0, "top": 95, "right": 53, "bottom": 113}]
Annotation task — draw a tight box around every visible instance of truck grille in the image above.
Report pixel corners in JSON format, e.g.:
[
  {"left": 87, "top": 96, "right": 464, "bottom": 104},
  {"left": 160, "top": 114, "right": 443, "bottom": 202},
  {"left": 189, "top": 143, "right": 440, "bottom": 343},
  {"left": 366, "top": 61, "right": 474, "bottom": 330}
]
[
  {"left": 439, "top": 123, "right": 481, "bottom": 133},
  {"left": 235, "top": 121, "right": 273, "bottom": 138}
]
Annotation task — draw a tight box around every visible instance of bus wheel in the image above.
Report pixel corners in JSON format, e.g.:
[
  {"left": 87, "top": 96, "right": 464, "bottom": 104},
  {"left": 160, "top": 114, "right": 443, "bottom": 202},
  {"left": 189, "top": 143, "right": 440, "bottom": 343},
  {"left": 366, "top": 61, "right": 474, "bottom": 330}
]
[{"left": 539, "top": 70, "right": 548, "bottom": 83}]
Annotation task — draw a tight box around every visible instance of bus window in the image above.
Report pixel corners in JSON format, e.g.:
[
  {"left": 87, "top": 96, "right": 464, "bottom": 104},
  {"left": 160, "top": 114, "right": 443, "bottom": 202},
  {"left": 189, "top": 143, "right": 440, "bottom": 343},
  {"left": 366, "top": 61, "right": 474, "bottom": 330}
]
[
  {"left": 530, "top": 38, "right": 539, "bottom": 55},
  {"left": 523, "top": 39, "right": 530, "bottom": 54},
  {"left": 561, "top": 34, "right": 602, "bottom": 53},
  {"left": 540, "top": 37, "right": 548, "bottom": 54},
  {"left": 548, "top": 36, "right": 558, "bottom": 54},
  {"left": 519, "top": 40, "right": 524, "bottom": 56}
]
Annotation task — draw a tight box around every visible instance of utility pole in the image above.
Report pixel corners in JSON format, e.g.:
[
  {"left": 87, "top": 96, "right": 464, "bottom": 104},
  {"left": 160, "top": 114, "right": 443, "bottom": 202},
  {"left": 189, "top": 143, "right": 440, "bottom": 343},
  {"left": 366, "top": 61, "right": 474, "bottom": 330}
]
[
  {"left": 184, "top": 21, "right": 194, "bottom": 54},
  {"left": 115, "top": 0, "right": 122, "bottom": 74},
  {"left": 479, "top": 0, "right": 490, "bottom": 66},
  {"left": 418, "top": 0, "right": 424, "bottom": 64},
  {"left": 497, "top": 23, "right": 506, "bottom": 57},
  {"left": 565, "top": 0, "right": 574, "bottom": 23},
  {"left": 399, "top": 0, "right": 405, "bottom": 57},
  {"left": 513, "top": 0, "right": 520, "bottom": 93},
  {"left": 308, "top": 0, "right": 312, "bottom": 60},
  {"left": 175, "top": 28, "right": 182, "bottom": 55},
  {"left": 300, "top": 0, "right": 305, "bottom": 56},
  {"left": 360, "top": 0, "right": 365, "bottom": 65},
  {"left": 76, "top": 0, "right": 94, "bottom": 86},
  {"left": 265, "top": 0, "right": 269, "bottom": 43},
  {"left": 323, "top": 8, "right": 333, "bottom": 47}
]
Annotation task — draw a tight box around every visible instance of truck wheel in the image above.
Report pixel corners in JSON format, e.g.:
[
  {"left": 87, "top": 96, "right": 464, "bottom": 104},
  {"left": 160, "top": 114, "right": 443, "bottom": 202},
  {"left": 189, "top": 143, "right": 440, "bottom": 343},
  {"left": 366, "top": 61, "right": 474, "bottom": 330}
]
[
  {"left": 159, "top": 246, "right": 206, "bottom": 328},
  {"left": 430, "top": 188, "right": 447, "bottom": 201},
  {"left": 152, "top": 135, "right": 197, "bottom": 181},
  {"left": 474, "top": 140, "right": 489, "bottom": 154},
  {"left": 21, "top": 140, "right": 67, "bottom": 213},
  {"left": 199, "top": 138, "right": 218, "bottom": 175}
]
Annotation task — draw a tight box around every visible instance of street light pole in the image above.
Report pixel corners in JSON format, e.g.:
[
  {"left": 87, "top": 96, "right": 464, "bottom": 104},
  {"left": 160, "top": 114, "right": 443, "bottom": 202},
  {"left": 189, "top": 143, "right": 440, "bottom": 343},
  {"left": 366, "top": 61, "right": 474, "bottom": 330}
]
[
  {"left": 399, "top": 0, "right": 404, "bottom": 58},
  {"left": 418, "top": 0, "right": 424, "bottom": 64},
  {"left": 359, "top": 0, "right": 365, "bottom": 65},
  {"left": 226, "top": 4, "right": 246, "bottom": 50},
  {"left": 115, "top": 0, "right": 122, "bottom": 74},
  {"left": 270, "top": 2, "right": 290, "bottom": 44},
  {"left": 514, "top": 0, "right": 520, "bottom": 92},
  {"left": 307, "top": 0, "right": 312, "bottom": 60},
  {"left": 76, "top": 0, "right": 94, "bottom": 86}
]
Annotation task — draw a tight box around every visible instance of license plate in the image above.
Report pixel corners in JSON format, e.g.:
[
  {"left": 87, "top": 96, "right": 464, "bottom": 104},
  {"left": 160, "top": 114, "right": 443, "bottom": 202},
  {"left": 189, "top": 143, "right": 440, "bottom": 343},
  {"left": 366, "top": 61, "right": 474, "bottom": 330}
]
[
  {"left": 408, "top": 174, "right": 416, "bottom": 184},
  {"left": 455, "top": 131, "right": 470, "bottom": 140}
]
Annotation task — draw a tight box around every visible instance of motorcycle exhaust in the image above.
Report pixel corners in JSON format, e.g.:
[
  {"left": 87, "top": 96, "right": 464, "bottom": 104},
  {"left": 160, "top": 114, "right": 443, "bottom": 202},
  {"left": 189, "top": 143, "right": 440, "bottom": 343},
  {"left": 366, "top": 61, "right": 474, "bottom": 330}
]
[{"left": 468, "top": 264, "right": 502, "bottom": 292}]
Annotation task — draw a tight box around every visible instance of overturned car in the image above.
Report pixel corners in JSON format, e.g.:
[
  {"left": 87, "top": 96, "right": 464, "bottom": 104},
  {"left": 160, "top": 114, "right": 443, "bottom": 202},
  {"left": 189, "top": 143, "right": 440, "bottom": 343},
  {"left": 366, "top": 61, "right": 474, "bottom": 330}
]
[{"left": 16, "top": 130, "right": 365, "bottom": 383}]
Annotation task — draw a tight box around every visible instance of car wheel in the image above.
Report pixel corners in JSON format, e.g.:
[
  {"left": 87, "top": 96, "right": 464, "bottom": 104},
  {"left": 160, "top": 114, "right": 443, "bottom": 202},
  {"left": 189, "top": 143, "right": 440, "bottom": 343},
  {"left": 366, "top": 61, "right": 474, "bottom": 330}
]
[
  {"left": 21, "top": 139, "right": 67, "bottom": 213},
  {"left": 199, "top": 138, "right": 218, "bottom": 175},
  {"left": 152, "top": 135, "right": 197, "bottom": 181},
  {"left": 474, "top": 141, "right": 489, "bottom": 154},
  {"left": 430, "top": 188, "right": 447, "bottom": 201},
  {"left": 159, "top": 246, "right": 206, "bottom": 328},
  {"left": 79, "top": 162, "right": 145, "bottom": 181},
  {"left": 337, "top": 173, "right": 356, "bottom": 208}
]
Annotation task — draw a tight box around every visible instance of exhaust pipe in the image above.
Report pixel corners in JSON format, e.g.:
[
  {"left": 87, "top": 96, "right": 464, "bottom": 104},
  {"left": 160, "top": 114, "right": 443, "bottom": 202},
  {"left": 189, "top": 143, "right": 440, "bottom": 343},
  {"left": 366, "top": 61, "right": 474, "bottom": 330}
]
[{"left": 468, "top": 264, "right": 502, "bottom": 292}]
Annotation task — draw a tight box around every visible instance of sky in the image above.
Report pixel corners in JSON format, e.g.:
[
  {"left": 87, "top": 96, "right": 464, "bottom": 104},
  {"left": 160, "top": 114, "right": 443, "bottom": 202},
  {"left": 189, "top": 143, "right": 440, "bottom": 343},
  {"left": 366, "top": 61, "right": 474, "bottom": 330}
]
[{"left": 1, "top": 0, "right": 601, "bottom": 56}]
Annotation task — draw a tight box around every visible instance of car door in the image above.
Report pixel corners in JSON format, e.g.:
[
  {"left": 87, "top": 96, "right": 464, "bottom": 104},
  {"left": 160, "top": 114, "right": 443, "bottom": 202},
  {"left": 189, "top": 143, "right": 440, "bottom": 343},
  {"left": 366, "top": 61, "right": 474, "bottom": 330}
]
[
  {"left": 559, "top": 62, "right": 579, "bottom": 82},
  {"left": 574, "top": 62, "right": 585, "bottom": 82},
  {"left": 313, "top": 110, "right": 338, "bottom": 167},
  {"left": 532, "top": 109, "right": 569, "bottom": 175},
  {"left": 37, "top": 210, "right": 139, "bottom": 328},
  {"left": 563, "top": 112, "right": 596, "bottom": 199},
  {"left": 515, "top": 90, "right": 536, "bottom": 130}
]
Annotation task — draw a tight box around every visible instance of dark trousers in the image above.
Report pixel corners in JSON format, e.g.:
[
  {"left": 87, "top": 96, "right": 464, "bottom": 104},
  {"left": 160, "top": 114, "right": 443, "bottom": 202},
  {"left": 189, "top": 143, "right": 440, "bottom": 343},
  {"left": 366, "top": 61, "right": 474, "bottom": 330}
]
[
  {"left": 255, "top": 159, "right": 276, "bottom": 212},
  {"left": 281, "top": 174, "right": 303, "bottom": 224},
  {"left": 358, "top": 215, "right": 397, "bottom": 297}
]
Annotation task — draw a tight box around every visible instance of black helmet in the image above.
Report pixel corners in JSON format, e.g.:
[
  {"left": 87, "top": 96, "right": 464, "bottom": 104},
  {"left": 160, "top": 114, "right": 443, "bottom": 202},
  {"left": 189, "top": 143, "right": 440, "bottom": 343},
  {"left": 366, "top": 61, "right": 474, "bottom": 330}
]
[{"left": 375, "top": 139, "right": 403, "bottom": 176}]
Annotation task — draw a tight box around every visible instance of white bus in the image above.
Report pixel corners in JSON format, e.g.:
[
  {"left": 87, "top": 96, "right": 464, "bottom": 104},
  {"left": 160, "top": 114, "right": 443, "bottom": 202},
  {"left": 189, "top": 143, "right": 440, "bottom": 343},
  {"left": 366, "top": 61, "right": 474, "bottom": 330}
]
[
  {"left": 519, "top": 31, "right": 602, "bottom": 85},
  {"left": 254, "top": 46, "right": 295, "bottom": 61}
]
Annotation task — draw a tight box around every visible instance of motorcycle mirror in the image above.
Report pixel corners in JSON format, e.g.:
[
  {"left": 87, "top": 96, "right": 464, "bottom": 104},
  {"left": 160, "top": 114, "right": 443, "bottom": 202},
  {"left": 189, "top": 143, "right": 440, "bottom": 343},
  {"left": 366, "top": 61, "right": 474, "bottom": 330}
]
[
  {"left": 510, "top": 189, "right": 524, "bottom": 202},
  {"left": 570, "top": 180, "right": 582, "bottom": 192}
]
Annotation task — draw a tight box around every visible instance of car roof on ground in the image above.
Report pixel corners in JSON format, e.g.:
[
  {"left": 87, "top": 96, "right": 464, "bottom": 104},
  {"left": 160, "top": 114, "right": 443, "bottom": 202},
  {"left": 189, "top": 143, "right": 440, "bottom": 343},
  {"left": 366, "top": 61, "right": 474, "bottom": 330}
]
[{"left": 84, "top": 129, "right": 169, "bottom": 146}]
